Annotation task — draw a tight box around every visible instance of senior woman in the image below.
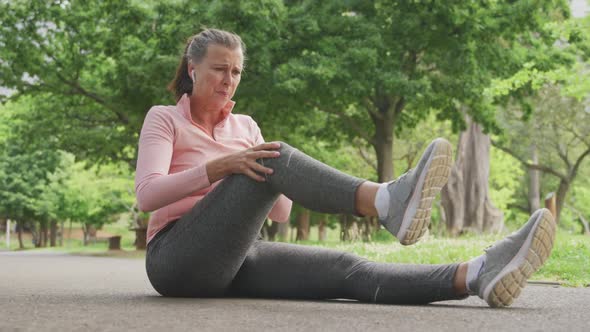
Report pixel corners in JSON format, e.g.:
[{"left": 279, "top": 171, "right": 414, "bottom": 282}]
[{"left": 135, "top": 28, "right": 555, "bottom": 308}]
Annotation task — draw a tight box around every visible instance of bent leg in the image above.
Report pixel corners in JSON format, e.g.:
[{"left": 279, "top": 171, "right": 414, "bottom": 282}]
[
  {"left": 146, "top": 174, "right": 279, "bottom": 297},
  {"left": 229, "top": 240, "right": 466, "bottom": 304},
  {"left": 146, "top": 143, "right": 367, "bottom": 297},
  {"left": 261, "top": 142, "right": 365, "bottom": 215}
]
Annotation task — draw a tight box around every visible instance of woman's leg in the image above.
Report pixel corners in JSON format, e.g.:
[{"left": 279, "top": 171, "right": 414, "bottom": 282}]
[
  {"left": 228, "top": 240, "right": 467, "bottom": 304},
  {"left": 146, "top": 141, "right": 460, "bottom": 301},
  {"left": 146, "top": 142, "right": 366, "bottom": 297}
]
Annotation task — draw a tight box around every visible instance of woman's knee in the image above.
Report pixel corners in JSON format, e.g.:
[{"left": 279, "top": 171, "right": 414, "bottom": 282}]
[
  {"left": 276, "top": 141, "right": 298, "bottom": 157},
  {"left": 258, "top": 141, "right": 298, "bottom": 168}
]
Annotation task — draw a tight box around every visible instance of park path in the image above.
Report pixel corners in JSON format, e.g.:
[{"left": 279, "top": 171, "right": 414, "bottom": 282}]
[{"left": 1, "top": 251, "right": 589, "bottom": 331}]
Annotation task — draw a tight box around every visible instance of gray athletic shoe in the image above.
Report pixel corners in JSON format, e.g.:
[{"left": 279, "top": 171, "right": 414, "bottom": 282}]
[
  {"left": 379, "top": 138, "right": 453, "bottom": 245},
  {"left": 469, "top": 208, "right": 557, "bottom": 308}
]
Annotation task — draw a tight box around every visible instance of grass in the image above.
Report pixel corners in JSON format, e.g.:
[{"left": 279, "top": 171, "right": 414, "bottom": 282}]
[
  {"left": 298, "top": 230, "right": 590, "bottom": 287},
  {"left": 2, "top": 222, "right": 588, "bottom": 287}
]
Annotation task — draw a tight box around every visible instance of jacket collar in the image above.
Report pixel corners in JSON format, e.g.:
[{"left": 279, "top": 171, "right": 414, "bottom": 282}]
[{"left": 177, "top": 93, "right": 236, "bottom": 128}]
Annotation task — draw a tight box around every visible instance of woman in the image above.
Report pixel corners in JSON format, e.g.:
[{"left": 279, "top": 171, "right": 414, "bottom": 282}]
[{"left": 136, "top": 28, "right": 555, "bottom": 307}]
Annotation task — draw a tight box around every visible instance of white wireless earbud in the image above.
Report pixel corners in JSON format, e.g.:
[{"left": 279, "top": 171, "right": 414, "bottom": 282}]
[{"left": 190, "top": 70, "right": 196, "bottom": 82}]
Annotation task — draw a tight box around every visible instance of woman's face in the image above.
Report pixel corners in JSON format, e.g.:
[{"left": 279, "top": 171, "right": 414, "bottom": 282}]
[{"left": 190, "top": 44, "right": 243, "bottom": 109}]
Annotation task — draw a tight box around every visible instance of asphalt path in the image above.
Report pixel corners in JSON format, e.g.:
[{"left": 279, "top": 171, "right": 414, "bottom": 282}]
[{"left": 1, "top": 251, "right": 588, "bottom": 332}]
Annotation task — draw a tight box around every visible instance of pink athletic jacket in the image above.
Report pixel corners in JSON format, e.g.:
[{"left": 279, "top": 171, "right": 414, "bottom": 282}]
[{"left": 135, "top": 94, "right": 292, "bottom": 244}]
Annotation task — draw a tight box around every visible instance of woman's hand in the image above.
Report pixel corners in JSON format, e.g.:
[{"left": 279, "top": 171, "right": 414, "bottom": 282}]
[{"left": 206, "top": 142, "right": 282, "bottom": 183}]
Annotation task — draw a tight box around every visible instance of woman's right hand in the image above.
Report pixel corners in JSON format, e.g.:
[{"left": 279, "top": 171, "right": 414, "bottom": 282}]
[{"left": 206, "top": 142, "right": 282, "bottom": 183}]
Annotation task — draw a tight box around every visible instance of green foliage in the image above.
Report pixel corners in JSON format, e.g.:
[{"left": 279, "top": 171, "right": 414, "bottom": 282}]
[
  {"left": 1, "top": 0, "right": 589, "bottom": 246},
  {"left": 0, "top": 98, "right": 134, "bottom": 239},
  {"left": 0, "top": 99, "right": 62, "bottom": 223},
  {"left": 274, "top": 0, "right": 570, "bottom": 133},
  {"left": 62, "top": 162, "right": 132, "bottom": 229},
  {"left": 0, "top": 0, "right": 175, "bottom": 164},
  {"left": 486, "top": 16, "right": 590, "bottom": 104},
  {"left": 495, "top": 81, "right": 590, "bottom": 223},
  {"left": 488, "top": 146, "right": 527, "bottom": 229}
]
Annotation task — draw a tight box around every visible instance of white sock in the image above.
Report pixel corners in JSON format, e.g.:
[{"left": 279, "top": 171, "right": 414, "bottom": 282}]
[
  {"left": 374, "top": 182, "right": 390, "bottom": 220},
  {"left": 465, "top": 255, "right": 486, "bottom": 293}
]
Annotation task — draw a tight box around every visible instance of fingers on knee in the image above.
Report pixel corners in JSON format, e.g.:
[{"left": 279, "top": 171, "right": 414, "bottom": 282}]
[
  {"left": 275, "top": 141, "right": 293, "bottom": 154},
  {"left": 256, "top": 141, "right": 295, "bottom": 167}
]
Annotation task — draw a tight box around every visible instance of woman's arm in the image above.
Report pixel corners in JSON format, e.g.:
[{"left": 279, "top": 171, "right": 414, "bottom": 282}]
[
  {"left": 135, "top": 109, "right": 284, "bottom": 212},
  {"left": 135, "top": 108, "right": 211, "bottom": 212}
]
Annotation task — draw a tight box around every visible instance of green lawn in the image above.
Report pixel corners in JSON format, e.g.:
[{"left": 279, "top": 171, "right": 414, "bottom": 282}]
[
  {"left": 3, "top": 223, "right": 589, "bottom": 287},
  {"left": 297, "top": 230, "right": 590, "bottom": 287}
]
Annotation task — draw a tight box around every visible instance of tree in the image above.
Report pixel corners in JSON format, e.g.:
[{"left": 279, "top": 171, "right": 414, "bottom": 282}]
[
  {"left": 61, "top": 162, "right": 132, "bottom": 245},
  {"left": 0, "top": 0, "right": 290, "bottom": 167},
  {"left": 0, "top": 1, "right": 180, "bottom": 165},
  {"left": 489, "top": 15, "right": 590, "bottom": 224},
  {"left": 0, "top": 99, "right": 62, "bottom": 248},
  {"left": 441, "top": 114, "right": 504, "bottom": 235},
  {"left": 34, "top": 152, "right": 75, "bottom": 247},
  {"left": 271, "top": 0, "right": 570, "bottom": 182},
  {"left": 493, "top": 85, "right": 590, "bottom": 224}
]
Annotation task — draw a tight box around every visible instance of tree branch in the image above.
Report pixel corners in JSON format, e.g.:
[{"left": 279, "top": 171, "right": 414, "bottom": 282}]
[
  {"left": 570, "top": 146, "right": 590, "bottom": 180},
  {"left": 393, "top": 96, "right": 405, "bottom": 116},
  {"left": 555, "top": 141, "right": 572, "bottom": 170},
  {"left": 53, "top": 72, "right": 129, "bottom": 124},
  {"left": 357, "top": 146, "right": 377, "bottom": 172},
  {"left": 507, "top": 202, "right": 530, "bottom": 213},
  {"left": 569, "top": 126, "right": 590, "bottom": 148},
  {"left": 306, "top": 102, "right": 376, "bottom": 146},
  {"left": 363, "top": 97, "right": 382, "bottom": 121},
  {"left": 36, "top": 37, "right": 130, "bottom": 125},
  {"left": 491, "top": 139, "right": 568, "bottom": 180}
]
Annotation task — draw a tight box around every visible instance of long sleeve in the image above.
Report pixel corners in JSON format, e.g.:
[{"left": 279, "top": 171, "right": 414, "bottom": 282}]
[
  {"left": 135, "top": 108, "right": 211, "bottom": 212},
  {"left": 250, "top": 119, "right": 293, "bottom": 223}
]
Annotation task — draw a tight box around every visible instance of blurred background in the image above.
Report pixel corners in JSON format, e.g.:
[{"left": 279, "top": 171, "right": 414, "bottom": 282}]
[{"left": 0, "top": 0, "right": 588, "bottom": 286}]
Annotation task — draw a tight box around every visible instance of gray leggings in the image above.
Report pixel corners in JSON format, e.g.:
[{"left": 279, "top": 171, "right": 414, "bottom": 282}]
[{"left": 146, "top": 142, "right": 464, "bottom": 304}]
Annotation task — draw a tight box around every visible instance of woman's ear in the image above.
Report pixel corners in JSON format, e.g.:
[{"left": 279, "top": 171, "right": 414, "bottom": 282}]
[{"left": 190, "top": 70, "right": 196, "bottom": 82}]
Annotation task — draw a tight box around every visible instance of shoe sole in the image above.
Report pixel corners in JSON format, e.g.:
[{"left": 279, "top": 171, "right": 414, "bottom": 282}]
[
  {"left": 397, "top": 138, "right": 453, "bottom": 245},
  {"left": 483, "top": 209, "right": 556, "bottom": 308}
]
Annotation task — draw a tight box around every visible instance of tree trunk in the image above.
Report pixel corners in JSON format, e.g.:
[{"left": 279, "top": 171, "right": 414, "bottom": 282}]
[
  {"left": 82, "top": 225, "right": 88, "bottom": 246},
  {"left": 17, "top": 220, "right": 24, "bottom": 249},
  {"left": 266, "top": 221, "right": 279, "bottom": 241},
  {"left": 50, "top": 220, "right": 57, "bottom": 247},
  {"left": 578, "top": 214, "right": 590, "bottom": 235},
  {"left": 134, "top": 215, "right": 148, "bottom": 250},
  {"left": 373, "top": 110, "right": 395, "bottom": 182},
  {"left": 42, "top": 222, "right": 49, "bottom": 247},
  {"left": 295, "top": 210, "right": 310, "bottom": 241},
  {"left": 339, "top": 215, "right": 360, "bottom": 241},
  {"left": 360, "top": 216, "right": 378, "bottom": 242},
  {"left": 555, "top": 180, "right": 570, "bottom": 224},
  {"left": 82, "top": 224, "right": 97, "bottom": 246},
  {"left": 30, "top": 222, "right": 41, "bottom": 248},
  {"left": 59, "top": 221, "right": 64, "bottom": 246},
  {"left": 441, "top": 115, "right": 503, "bottom": 236},
  {"left": 318, "top": 215, "right": 327, "bottom": 242},
  {"left": 68, "top": 220, "right": 73, "bottom": 247},
  {"left": 340, "top": 215, "right": 350, "bottom": 241},
  {"left": 528, "top": 144, "right": 541, "bottom": 213},
  {"left": 277, "top": 222, "right": 289, "bottom": 242}
]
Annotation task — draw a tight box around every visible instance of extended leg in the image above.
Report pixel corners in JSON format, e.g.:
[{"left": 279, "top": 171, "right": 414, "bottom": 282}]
[{"left": 228, "top": 240, "right": 467, "bottom": 304}]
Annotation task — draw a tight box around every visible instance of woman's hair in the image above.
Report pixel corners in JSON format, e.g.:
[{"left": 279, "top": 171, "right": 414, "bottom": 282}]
[{"left": 168, "top": 28, "right": 247, "bottom": 101}]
